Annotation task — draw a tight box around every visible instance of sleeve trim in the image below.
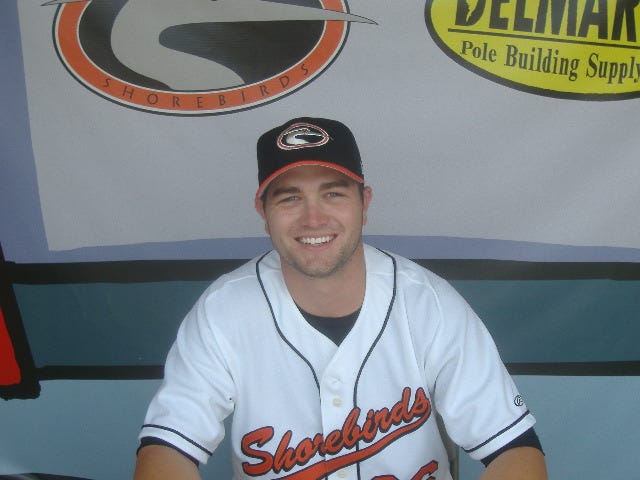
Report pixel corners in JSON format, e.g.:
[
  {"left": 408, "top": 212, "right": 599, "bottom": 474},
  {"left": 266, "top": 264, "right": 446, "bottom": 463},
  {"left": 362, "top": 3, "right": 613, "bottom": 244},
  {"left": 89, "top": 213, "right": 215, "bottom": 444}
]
[
  {"left": 142, "top": 423, "right": 213, "bottom": 456},
  {"left": 480, "top": 427, "right": 543, "bottom": 467},
  {"left": 138, "top": 436, "right": 201, "bottom": 466},
  {"left": 464, "top": 410, "right": 530, "bottom": 454}
]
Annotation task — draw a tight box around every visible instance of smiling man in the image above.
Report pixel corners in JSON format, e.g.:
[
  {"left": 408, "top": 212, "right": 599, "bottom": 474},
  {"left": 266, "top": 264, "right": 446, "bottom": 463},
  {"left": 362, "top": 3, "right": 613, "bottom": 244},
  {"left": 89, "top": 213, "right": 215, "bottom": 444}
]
[
  {"left": 134, "top": 117, "right": 548, "bottom": 480},
  {"left": 255, "top": 163, "right": 371, "bottom": 319}
]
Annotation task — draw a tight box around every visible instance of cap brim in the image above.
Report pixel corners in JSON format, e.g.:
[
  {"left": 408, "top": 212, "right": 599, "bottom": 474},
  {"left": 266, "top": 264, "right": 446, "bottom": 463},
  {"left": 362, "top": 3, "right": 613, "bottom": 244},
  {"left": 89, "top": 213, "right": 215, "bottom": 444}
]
[{"left": 255, "top": 160, "right": 365, "bottom": 199}]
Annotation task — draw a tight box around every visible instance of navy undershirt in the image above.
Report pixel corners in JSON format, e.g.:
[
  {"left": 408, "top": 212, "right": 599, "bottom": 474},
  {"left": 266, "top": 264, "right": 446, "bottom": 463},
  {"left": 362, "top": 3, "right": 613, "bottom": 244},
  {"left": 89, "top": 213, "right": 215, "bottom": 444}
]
[{"left": 298, "top": 305, "right": 360, "bottom": 345}]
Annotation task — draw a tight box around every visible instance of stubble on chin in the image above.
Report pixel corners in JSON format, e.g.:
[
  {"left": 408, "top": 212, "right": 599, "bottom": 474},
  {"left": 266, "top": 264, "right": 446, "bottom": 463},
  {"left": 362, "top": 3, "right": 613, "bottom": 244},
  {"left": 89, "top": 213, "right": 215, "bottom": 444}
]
[{"left": 281, "top": 238, "right": 363, "bottom": 280}]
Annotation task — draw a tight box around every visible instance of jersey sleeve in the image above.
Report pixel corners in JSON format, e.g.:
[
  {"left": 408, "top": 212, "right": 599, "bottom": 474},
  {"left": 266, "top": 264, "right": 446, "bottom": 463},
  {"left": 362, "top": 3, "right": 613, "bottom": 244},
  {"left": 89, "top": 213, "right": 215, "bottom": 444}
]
[
  {"left": 421, "top": 275, "right": 536, "bottom": 461},
  {"left": 480, "top": 427, "right": 543, "bottom": 466},
  {"left": 139, "top": 289, "right": 236, "bottom": 465}
]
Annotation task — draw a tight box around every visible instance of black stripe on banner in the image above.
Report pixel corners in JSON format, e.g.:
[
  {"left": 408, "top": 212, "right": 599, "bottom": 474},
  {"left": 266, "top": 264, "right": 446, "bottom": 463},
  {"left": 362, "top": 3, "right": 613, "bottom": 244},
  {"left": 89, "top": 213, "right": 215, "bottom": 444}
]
[
  {"left": 37, "top": 365, "right": 164, "bottom": 380},
  {"left": 33, "top": 361, "right": 640, "bottom": 381},
  {"left": 3, "top": 258, "right": 640, "bottom": 284},
  {"left": 507, "top": 361, "right": 640, "bottom": 376},
  {"left": 4, "top": 259, "right": 245, "bottom": 284}
]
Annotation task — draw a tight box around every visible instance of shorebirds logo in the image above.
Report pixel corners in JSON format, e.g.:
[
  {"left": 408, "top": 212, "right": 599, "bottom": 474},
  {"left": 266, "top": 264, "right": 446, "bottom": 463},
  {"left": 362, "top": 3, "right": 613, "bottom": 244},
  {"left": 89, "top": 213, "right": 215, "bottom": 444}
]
[
  {"left": 277, "top": 122, "right": 330, "bottom": 150},
  {"left": 46, "top": 0, "right": 375, "bottom": 115}
]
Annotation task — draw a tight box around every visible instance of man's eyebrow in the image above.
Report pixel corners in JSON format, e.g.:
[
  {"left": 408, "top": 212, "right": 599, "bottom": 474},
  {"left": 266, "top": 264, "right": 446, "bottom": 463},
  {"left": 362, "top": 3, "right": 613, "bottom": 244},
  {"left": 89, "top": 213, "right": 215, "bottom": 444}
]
[
  {"left": 319, "top": 179, "right": 351, "bottom": 190},
  {"left": 269, "top": 185, "right": 301, "bottom": 198},
  {"left": 270, "top": 179, "right": 351, "bottom": 197}
]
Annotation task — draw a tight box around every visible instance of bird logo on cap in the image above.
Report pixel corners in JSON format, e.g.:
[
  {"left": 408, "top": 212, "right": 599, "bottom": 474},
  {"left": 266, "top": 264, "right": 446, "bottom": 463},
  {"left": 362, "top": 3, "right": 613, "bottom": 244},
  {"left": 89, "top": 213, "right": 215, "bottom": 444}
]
[{"left": 277, "top": 123, "right": 330, "bottom": 151}]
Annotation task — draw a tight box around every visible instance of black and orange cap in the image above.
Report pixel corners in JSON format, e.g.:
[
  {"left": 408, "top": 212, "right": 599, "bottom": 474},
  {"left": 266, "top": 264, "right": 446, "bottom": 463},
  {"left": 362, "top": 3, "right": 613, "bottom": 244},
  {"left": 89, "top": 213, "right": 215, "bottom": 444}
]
[{"left": 256, "top": 117, "right": 364, "bottom": 199}]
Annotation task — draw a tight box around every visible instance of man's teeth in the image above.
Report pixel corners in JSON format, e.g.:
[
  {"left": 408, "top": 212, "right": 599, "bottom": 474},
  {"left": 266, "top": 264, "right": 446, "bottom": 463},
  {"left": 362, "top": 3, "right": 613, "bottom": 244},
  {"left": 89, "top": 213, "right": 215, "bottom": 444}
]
[{"left": 299, "top": 236, "right": 333, "bottom": 245}]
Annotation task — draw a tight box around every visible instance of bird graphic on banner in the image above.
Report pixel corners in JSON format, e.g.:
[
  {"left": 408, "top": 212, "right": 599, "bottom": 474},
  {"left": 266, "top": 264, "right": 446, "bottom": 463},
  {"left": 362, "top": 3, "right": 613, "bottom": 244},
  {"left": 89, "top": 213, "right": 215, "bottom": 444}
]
[{"left": 42, "top": 0, "right": 375, "bottom": 90}]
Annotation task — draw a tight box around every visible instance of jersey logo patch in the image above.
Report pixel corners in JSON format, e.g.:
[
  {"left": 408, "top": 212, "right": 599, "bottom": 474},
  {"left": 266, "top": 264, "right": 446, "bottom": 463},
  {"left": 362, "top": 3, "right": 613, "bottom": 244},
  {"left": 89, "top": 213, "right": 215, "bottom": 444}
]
[{"left": 241, "top": 387, "right": 435, "bottom": 479}]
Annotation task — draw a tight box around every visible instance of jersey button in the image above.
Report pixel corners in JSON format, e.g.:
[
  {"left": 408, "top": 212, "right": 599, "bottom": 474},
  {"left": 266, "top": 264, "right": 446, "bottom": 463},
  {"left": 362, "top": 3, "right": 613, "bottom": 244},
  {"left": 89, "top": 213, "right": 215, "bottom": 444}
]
[
  {"left": 337, "top": 470, "right": 347, "bottom": 478},
  {"left": 332, "top": 397, "right": 343, "bottom": 407}
]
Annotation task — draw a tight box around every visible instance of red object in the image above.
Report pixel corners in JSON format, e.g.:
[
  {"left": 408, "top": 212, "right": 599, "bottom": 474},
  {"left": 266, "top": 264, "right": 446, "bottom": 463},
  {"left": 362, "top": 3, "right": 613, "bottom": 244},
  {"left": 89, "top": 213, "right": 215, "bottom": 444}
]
[{"left": 0, "top": 306, "right": 21, "bottom": 385}]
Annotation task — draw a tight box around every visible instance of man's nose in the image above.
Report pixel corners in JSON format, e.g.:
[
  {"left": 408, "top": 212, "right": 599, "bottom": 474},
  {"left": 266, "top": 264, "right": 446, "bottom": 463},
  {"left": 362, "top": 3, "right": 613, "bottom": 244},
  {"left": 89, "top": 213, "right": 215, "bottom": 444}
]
[{"left": 301, "top": 200, "right": 328, "bottom": 227}]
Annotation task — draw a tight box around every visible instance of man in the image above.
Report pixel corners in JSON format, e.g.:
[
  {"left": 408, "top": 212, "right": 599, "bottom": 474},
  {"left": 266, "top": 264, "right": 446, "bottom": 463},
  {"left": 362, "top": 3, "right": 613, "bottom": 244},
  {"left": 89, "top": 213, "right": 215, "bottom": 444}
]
[{"left": 134, "top": 117, "right": 548, "bottom": 480}]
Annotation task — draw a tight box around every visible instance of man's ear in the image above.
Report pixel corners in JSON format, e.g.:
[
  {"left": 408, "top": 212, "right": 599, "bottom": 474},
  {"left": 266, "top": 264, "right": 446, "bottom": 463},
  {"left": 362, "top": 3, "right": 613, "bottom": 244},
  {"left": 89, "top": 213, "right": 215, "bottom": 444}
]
[
  {"left": 255, "top": 195, "right": 270, "bottom": 235},
  {"left": 255, "top": 195, "right": 266, "bottom": 220},
  {"left": 362, "top": 185, "right": 373, "bottom": 225},
  {"left": 253, "top": 195, "right": 270, "bottom": 235}
]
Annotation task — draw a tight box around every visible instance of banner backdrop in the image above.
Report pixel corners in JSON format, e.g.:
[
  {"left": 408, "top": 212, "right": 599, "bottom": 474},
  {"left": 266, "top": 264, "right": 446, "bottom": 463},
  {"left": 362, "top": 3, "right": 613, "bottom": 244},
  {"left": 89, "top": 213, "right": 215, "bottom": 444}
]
[
  {"left": 2, "top": 2, "right": 640, "bottom": 478},
  {"left": 3, "top": 0, "right": 640, "bottom": 263}
]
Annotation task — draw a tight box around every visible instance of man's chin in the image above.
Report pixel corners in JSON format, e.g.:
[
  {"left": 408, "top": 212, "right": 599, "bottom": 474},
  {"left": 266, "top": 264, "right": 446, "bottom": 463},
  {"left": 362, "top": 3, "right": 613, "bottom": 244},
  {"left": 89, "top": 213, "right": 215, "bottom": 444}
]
[
  {"left": 293, "top": 264, "right": 339, "bottom": 279},
  {"left": 285, "top": 257, "right": 345, "bottom": 280}
]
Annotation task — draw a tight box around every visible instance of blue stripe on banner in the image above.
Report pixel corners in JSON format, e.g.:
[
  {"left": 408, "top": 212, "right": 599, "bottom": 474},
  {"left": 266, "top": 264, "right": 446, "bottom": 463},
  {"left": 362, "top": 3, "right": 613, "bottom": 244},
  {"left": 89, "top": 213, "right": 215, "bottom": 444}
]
[
  {"left": 11, "top": 278, "right": 640, "bottom": 368},
  {"left": 0, "top": 0, "right": 50, "bottom": 264}
]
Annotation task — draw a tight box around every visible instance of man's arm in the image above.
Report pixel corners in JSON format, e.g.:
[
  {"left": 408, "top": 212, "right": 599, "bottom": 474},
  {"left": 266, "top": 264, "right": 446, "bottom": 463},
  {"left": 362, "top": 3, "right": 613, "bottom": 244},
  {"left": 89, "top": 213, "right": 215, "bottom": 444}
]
[
  {"left": 480, "top": 446, "right": 548, "bottom": 480},
  {"left": 133, "top": 444, "right": 201, "bottom": 480}
]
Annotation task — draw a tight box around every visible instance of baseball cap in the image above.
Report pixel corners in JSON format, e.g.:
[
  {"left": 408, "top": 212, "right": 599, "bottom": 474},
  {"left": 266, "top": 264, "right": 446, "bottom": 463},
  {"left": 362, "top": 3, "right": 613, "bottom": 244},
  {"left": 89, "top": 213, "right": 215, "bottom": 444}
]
[{"left": 256, "top": 117, "right": 364, "bottom": 199}]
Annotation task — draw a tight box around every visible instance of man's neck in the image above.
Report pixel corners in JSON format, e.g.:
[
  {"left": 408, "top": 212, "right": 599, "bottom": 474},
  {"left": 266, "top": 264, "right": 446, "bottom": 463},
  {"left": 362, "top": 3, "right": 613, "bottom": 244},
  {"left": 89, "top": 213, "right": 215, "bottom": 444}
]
[{"left": 282, "top": 247, "right": 366, "bottom": 317}]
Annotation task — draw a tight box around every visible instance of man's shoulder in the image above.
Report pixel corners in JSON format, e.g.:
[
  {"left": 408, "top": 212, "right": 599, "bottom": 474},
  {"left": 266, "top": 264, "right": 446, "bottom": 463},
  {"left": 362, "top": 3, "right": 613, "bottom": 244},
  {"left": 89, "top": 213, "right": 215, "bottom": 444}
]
[
  {"left": 364, "top": 244, "right": 462, "bottom": 305},
  {"left": 364, "top": 244, "right": 442, "bottom": 281},
  {"left": 202, "top": 250, "right": 277, "bottom": 295}
]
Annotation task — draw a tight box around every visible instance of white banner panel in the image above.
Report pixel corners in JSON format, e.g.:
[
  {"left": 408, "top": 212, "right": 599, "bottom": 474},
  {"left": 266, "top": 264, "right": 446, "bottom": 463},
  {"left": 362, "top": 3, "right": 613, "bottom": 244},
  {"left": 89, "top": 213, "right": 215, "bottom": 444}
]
[{"left": 13, "top": 0, "right": 640, "bottom": 254}]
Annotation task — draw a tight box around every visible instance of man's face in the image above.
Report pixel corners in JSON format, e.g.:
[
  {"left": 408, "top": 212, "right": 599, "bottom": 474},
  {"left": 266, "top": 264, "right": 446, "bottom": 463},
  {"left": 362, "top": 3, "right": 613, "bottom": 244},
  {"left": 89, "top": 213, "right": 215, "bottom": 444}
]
[{"left": 256, "top": 165, "right": 372, "bottom": 280}]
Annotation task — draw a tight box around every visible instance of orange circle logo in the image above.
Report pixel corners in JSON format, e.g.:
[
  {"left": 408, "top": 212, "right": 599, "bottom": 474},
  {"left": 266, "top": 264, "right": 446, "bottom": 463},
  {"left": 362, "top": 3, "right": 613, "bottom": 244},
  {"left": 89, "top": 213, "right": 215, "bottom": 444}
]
[{"left": 52, "top": 0, "right": 374, "bottom": 115}]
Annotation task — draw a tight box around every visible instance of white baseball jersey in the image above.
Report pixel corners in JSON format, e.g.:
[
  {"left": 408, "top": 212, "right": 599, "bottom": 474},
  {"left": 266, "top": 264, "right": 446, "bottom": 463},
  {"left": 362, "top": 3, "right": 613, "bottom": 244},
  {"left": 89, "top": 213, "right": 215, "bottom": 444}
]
[{"left": 140, "top": 244, "right": 535, "bottom": 479}]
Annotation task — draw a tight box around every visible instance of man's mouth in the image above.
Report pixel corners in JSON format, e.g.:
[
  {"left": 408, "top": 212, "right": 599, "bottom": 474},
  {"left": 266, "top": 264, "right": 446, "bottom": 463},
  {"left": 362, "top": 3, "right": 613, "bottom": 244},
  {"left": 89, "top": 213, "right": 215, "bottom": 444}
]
[{"left": 298, "top": 235, "right": 335, "bottom": 245}]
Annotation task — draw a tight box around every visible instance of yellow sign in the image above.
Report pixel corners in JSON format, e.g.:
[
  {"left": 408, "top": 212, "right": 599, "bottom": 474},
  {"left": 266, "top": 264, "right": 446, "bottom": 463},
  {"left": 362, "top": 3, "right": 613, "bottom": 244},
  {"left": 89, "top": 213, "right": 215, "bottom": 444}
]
[{"left": 426, "top": 0, "right": 640, "bottom": 99}]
